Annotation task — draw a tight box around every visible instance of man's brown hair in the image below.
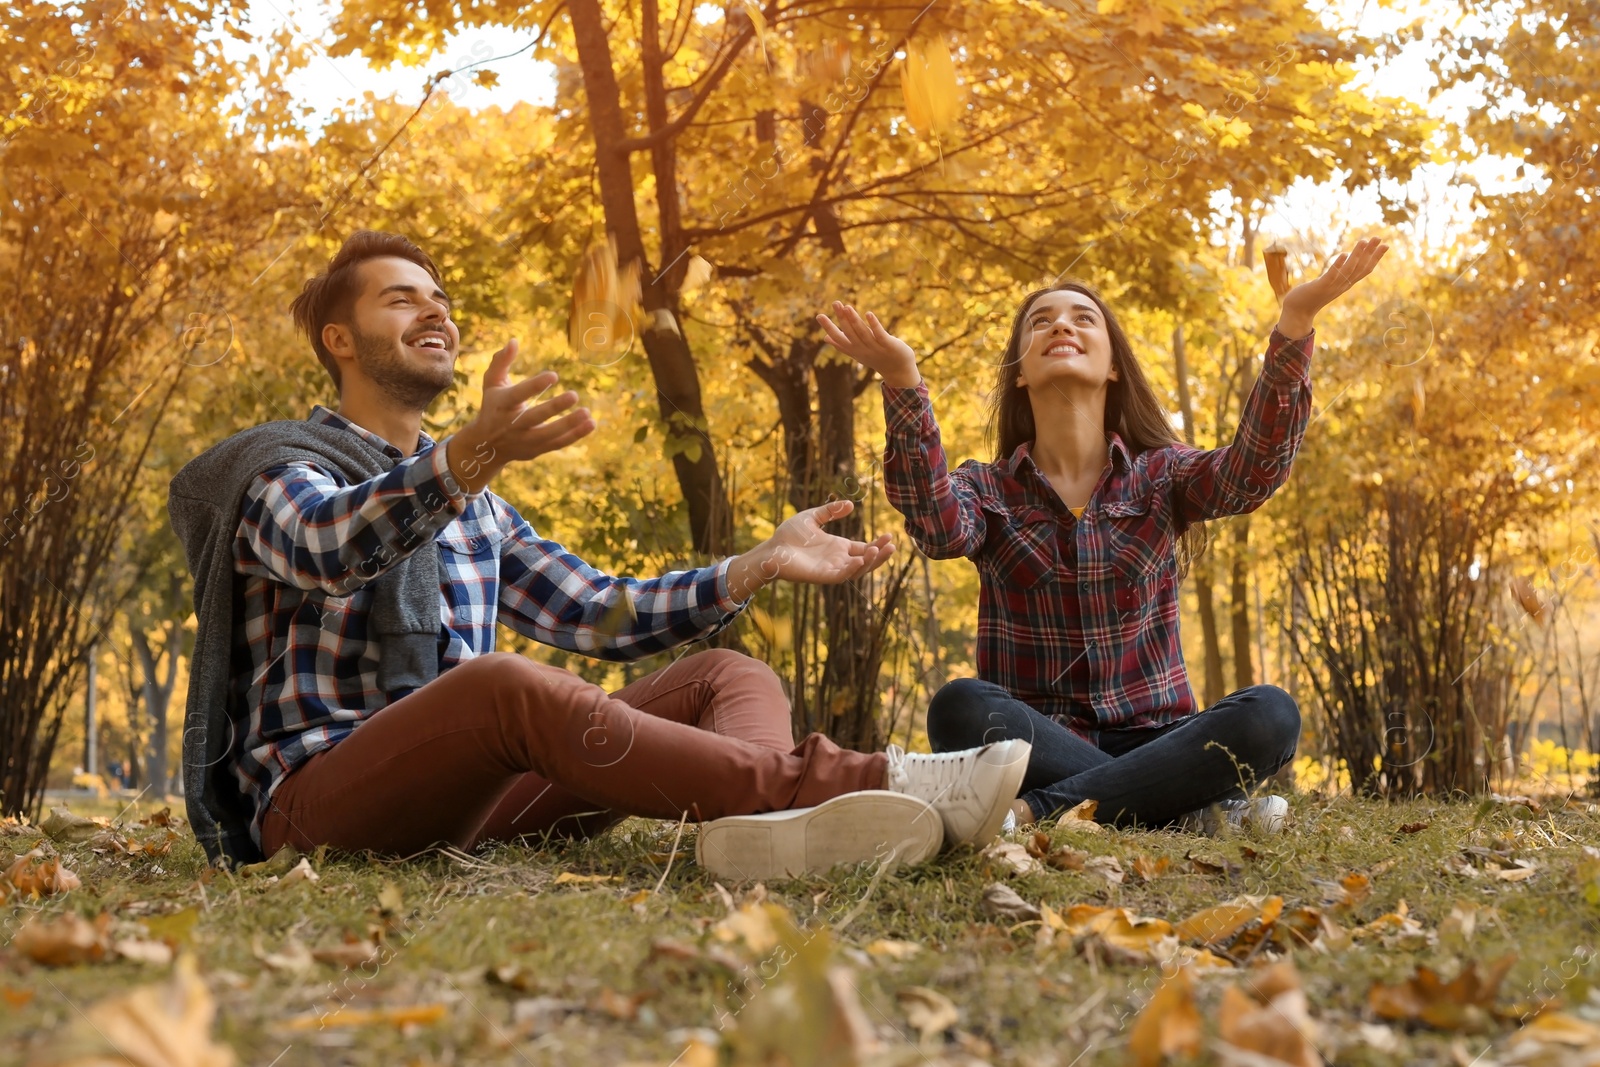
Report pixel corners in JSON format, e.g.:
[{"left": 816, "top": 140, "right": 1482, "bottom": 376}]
[{"left": 289, "top": 230, "right": 443, "bottom": 389}]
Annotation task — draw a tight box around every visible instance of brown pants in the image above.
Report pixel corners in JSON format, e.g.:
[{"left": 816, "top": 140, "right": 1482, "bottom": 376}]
[{"left": 260, "top": 649, "right": 889, "bottom": 857}]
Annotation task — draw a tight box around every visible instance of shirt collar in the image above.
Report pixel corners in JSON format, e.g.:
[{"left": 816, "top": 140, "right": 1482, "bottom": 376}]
[
  {"left": 308, "top": 405, "right": 435, "bottom": 461},
  {"left": 1004, "top": 432, "right": 1132, "bottom": 480}
]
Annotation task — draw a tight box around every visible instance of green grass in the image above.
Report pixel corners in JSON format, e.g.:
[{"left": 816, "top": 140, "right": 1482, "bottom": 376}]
[{"left": 4, "top": 791, "right": 1599, "bottom": 1066}]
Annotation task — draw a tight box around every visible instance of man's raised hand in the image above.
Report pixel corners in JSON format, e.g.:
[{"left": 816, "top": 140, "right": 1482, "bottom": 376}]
[
  {"left": 726, "top": 499, "right": 897, "bottom": 601},
  {"left": 816, "top": 302, "right": 922, "bottom": 389},
  {"left": 447, "top": 338, "right": 596, "bottom": 495}
]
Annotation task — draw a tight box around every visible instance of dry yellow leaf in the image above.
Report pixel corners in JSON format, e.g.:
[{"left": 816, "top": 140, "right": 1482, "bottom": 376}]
[
  {"left": 900, "top": 37, "right": 962, "bottom": 138},
  {"left": 865, "top": 939, "right": 922, "bottom": 961},
  {"left": 4, "top": 848, "right": 80, "bottom": 896},
  {"left": 14, "top": 911, "right": 112, "bottom": 967},
  {"left": 1176, "top": 899, "right": 1261, "bottom": 946},
  {"left": 1127, "top": 967, "right": 1202, "bottom": 1067},
  {"left": 897, "top": 986, "right": 959, "bottom": 1042},
  {"left": 680, "top": 254, "right": 712, "bottom": 293},
  {"left": 1264, "top": 241, "right": 1291, "bottom": 301},
  {"left": 1367, "top": 953, "right": 1517, "bottom": 1032},
  {"left": 28, "top": 955, "right": 234, "bottom": 1067},
  {"left": 553, "top": 871, "right": 622, "bottom": 885},
  {"left": 1217, "top": 961, "right": 1323, "bottom": 1067},
  {"left": 743, "top": 0, "right": 769, "bottom": 66},
  {"left": 284, "top": 1003, "right": 447, "bottom": 1031},
  {"left": 569, "top": 235, "right": 638, "bottom": 360}
]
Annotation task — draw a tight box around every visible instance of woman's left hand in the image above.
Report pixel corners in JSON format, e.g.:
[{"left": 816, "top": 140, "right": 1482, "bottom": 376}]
[{"left": 1277, "top": 237, "right": 1389, "bottom": 338}]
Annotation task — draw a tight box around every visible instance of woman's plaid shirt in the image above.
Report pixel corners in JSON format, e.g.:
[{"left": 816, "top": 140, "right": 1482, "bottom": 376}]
[
  {"left": 882, "top": 328, "right": 1313, "bottom": 741},
  {"left": 229, "top": 406, "right": 744, "bottom": 846}
]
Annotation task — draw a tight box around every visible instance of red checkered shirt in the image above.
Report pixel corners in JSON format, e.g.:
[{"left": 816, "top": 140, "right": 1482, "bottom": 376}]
[{"left": 883, "top": 328, "right": 1313, "bottom": 740}]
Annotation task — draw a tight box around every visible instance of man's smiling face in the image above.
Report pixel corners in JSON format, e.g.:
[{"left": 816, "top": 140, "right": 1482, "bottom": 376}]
[{"left": 330, "top": 255, "right": 460, "bottom": 409}]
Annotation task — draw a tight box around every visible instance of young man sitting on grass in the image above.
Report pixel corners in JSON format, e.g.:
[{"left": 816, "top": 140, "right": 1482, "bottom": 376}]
[{"left": 169, "top": 230, "right": 1029, "bottom": 882}]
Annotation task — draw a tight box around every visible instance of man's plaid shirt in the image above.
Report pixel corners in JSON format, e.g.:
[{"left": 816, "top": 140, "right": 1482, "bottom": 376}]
[
  {"left": 230, "top": 406, "right": 744, "bottom": 847},
  {"left": 883, "top": 328, "right": 1313, "bottom": 741}
]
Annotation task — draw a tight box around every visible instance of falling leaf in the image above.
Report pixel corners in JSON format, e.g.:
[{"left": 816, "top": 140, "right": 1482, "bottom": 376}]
[
  {"left": 14, "top": 911, "right": 112, "bottom": 967},
  {"left": 980, "top": 882, "right": 1041, "bottom": 922},
  {"left": 568, "top": 235, "right": 639, "bottom": 359},
  {"left": 900, "top": 37, "right": 962, "bottom": 138},
  {"left": 473, "top": 69, "right": 499, "bottom": 89},
  {"left": 645, "top": 307, "right": 681, "bottom": 336},
  {"left": 865, "top": 939, "right": 922, "bottom": 962},
  {"left": 897, "top": 986, "right": 959, "bottom": 1042},
  {"left": 742, "top": 0, "right": 769, "bottom": 67},
  {"left": 1264, "top": 242, "right": 1291, "bottom": 301},
  {"left": 1127, "top": 967, "right": 1202, "bottom": 1067},
  {"left": 39, "top": 807, "right": 108, "bottom": 844},
  {"left": 1367, "top": 954, "right": 1517, "bottom": 1032},
  {"left": 1321, "top": 872, "right": 1372, "bottom": 914},
  {"left": 1216, "top": 960, "right": 1323, "bottom": 1067},
  {"left": 1509, "top": 577, "right": 1547, "bottom": 623},
  {"left": 4, "top": 848, "right": 80, "bottom": 896},
  {"left": 680, "top": 254, "right": 712, "bottom": 293},
  {"left": 1410, "top": 377, "right": 1426, "bottom": 424},
  {"left": 982, "top": 839, "right": 1042, "bottom": 876},
  {"left": 28, "top": 955, "right": 234, "bottom": 1067}
]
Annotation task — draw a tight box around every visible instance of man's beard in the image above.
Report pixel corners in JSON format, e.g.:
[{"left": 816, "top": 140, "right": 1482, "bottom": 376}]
[{"left": 352, "top": 327, "right": 453, "bottom": 410}]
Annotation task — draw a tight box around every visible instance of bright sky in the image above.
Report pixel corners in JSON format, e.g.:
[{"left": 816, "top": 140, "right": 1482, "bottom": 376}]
[{"left": 235, "top": 0, "right": 1532, "bottom": 258}]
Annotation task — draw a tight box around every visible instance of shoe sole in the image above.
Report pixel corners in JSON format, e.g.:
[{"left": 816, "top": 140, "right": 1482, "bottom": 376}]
[{"left": 695, "top": 791, "right": 942, "bottom": 882}]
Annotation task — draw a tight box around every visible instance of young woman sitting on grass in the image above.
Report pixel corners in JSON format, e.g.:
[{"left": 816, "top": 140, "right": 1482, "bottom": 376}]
[{"left": 819, "top": 238, "right": 1389, "bottom": 834}]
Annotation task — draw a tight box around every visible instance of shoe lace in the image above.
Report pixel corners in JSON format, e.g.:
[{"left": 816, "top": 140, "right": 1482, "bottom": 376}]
[{"left": 886, "top": 744, "right": 977, "bottom": 803}]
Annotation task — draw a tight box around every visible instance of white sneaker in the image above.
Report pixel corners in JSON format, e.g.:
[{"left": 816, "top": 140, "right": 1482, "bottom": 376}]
[
  {"left": 1180, "top": 795, "right": 1290, "bottom": 836},
  {"left": 695, "top": 791, "right": 942, "bottom": 882},
  {"left": 883, "top": 740, "right": 1032, "bottom": 847}
]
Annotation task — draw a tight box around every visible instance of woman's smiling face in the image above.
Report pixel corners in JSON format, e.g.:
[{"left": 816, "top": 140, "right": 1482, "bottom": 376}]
[{"left": 1015, "top": 288, "right": 1118, "bottom": 392}]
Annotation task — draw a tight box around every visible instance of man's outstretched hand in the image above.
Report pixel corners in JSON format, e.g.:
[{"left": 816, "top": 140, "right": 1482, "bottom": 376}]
[
  {"left": 447, "top": 338, "right": 596, "bottom": 495},
  {"left": 727, "top": 499, "right": 896, "bottom": 601}
]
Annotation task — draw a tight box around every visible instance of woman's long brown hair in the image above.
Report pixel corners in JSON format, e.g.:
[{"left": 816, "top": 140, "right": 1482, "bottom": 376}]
[{"left": 986, "top": 280, "right": 1211, "bottom": 578}]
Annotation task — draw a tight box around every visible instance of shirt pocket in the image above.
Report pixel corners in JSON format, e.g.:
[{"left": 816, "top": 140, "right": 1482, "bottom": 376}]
[
  {"left": 1100, "top": 494, "right": 1176, "bottom": 619},
  {"left": 980, "top": 506, "right": 1060, "bottom": 586}
]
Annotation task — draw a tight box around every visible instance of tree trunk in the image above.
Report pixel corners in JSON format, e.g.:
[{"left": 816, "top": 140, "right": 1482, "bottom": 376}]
[
  {"left": 1231, "top": 518, "right": 1255, "bottom": 690},
  {"left": 568, "top": 0, "right": 734, "bottom": 555},
  {"left": 1172, "top": 324, "right": 1226, "bottom": 706}
]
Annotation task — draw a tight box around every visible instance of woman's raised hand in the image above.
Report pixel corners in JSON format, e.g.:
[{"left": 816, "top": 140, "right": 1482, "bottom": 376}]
[
  {"left": 816, "top": 302, "right": 922, "bottom": 389},
  {"left": 1278, "top": 236, "right": 1390, "bottom": 338}
]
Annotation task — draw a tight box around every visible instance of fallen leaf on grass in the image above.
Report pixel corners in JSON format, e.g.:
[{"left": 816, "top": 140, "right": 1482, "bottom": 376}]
[
  {"left": 552, "top": 871, "right": 622, "bottom": 886},
  {"left": 1504, "top": 1011, "right": 1600, "bottom": 1065},
  {"left": 28, "top": 955, "right": 233, "bottom": 1067},
  {"left": 237, "top": 846, "right": 299, "bottom": 880},
  {"left": 1215, "top": 960, "right": 1322, "bottom": 1067},
  {"left": 1056, "top": 799, "right": 1102, "bottom": 832},
  {"left": 1187, "top": 850, "right": 1242, "bottom": 878},
  {"left": 590, "top": 987, "right": 647, "bottom": 1021},
  {"left": 1367, "top": 954, "right": 1517, "bottom": 1032},
  {"left": 1489, "top": 793, "right": 1544, "bottom": 815},
  {"left": 39, "top": 807, "right": 109, "bottom": 844},
  {"left": 274, "top": 857, "right": 319, "bottom": 890},
  {"left": 1446, "top": 848, "right": 1540, "bottom": 882},
  {"left": 311, "top": 939, "right": 382, "bottom": 969},
  {"left": 1084, "top": 855, "right": 1125, "bottom": 886},
  {"left": 1352, "top": 900, "right": 1433, "bottom": 950},
  {"left": 982, "top": 840, "right": 1042, "bottom": 876},
  {"left": 283, "top": 1003, "right": 447, "bottom": 1031},
  {"left": 113, "top": 939, "right": 175, "bottom": 966},
  {"left": 1322, "top": 872, "right": 1372, "bottom": 914},
  {"left": 138, "top": 807, "right": 175, "bottom": 828},
  {"left": 4, "top": 849, "right": 80, "bottom": 897},
  {"left": 865, "top": 939, "right": 922, "bottom": 961},
  {"left": 1043, "top": 904, "right": 1177, "bottom": 965},
  {"left": 0, "top": 815, "right": 38, "bottom": 837},
  {"left": 980, "top": 882, "right": 1041, "bottom": 922},
  {"left": 251, "top": 936, "right": 313, "bottom": 974},
  {"left": 897, "top": 986, "right": 959, "bottom": 1042},
  {"left": 1399, "top": 822, "right": 1430, "bottom": 834},
  {"left": 1132, "top": 855, "right": 1172, "bottom": 881},
  {"left": 1024, "top": 831, "right": 1088, "bottom": 870},
  {"left": 14, "top": 912, "right": 112, "bottom": 966},
  {"left": 1127, "top": 967, "right": 1202, "bottom": 1067},
  {"left": 1176, "top": 897, "right": 1280, "bottom": 948},
  {"left": 712, "top": 902, "right": 790, "bottom": 955},
  {"left": 1439, "top": 901, "right": 1499, "bottom": 948}
]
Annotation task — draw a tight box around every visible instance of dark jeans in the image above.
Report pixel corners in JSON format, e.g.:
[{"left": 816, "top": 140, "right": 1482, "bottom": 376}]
[{"left": 927, "top": 679, "right": 1301, "bottom": 828}]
